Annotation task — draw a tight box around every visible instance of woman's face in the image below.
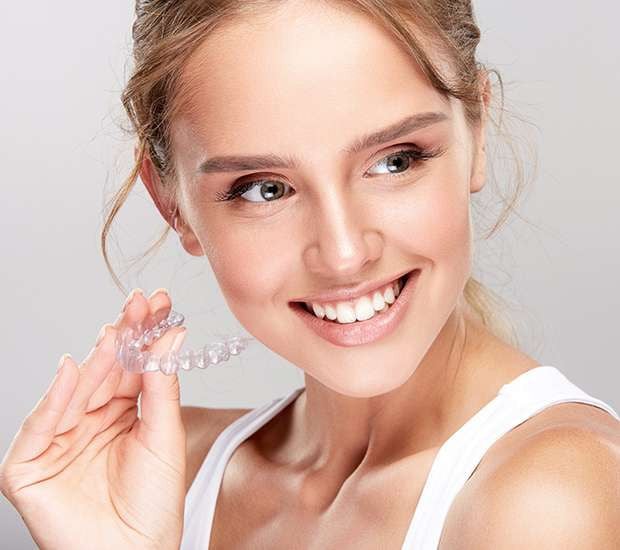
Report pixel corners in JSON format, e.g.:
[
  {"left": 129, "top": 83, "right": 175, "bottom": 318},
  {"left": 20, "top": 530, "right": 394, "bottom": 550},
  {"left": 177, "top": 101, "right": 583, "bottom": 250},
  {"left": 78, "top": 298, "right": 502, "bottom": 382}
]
[{"left": 161, "top": 2, "right": 487, "bottom": 397}]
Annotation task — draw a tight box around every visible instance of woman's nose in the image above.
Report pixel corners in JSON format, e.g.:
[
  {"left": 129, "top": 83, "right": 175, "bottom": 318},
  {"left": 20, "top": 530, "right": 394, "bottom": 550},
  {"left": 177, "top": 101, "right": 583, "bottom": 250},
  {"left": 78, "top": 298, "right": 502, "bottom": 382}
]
[{"left": 301, "top": 190, "right": 383, "bottom": 279}]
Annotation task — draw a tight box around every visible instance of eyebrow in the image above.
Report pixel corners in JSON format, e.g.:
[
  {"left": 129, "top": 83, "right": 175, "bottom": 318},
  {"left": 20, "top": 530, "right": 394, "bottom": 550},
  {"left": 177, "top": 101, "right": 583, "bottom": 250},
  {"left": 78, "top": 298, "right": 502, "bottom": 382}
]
[{"left": 196, "top": 111, "right": 449, "bottom": 175}]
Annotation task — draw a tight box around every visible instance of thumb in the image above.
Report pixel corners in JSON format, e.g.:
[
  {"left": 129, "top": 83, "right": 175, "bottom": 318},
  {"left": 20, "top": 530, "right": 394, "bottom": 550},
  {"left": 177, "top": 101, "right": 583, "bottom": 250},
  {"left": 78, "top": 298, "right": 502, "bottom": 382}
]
[{"left": 138, "top": 327, "right": 187, "bottom": 460}]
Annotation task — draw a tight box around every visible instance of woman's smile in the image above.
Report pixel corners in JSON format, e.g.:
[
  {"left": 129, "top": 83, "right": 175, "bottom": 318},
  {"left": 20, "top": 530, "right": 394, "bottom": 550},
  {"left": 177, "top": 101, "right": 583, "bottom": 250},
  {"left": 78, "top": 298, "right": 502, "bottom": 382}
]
[{"left": 289, "top": 268, "right": 421, "bottom": 347}]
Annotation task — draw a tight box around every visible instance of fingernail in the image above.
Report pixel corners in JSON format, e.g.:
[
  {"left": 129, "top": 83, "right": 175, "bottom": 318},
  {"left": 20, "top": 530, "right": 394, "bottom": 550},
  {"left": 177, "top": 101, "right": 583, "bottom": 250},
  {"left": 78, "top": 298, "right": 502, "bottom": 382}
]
[
  {"left": 149, "top": 287, "right": 169, "bottom": 300},
  {"left": 57, "top": 353, "right": 72, "bottom": 372},
  {"left": 122, "top": 288, "right": 144, "bottom": 312},
  {"left": 95, "top": 324, "right": 111, "bottom": 347},
  {"left": 171, "top": 329, "right": 187, "bottom": 352}
]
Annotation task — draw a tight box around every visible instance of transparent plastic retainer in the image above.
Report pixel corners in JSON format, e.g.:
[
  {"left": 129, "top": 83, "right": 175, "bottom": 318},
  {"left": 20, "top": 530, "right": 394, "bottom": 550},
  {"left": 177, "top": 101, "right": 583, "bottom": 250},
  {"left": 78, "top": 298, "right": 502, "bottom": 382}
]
[{"left": 114, "top": 309, "right": 255, "bottom": 375}]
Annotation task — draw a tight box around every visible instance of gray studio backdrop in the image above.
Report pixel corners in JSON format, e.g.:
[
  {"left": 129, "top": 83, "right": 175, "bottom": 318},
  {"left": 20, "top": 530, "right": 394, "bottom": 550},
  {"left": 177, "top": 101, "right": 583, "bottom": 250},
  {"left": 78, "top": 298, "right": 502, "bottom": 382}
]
[{"left": 2, "top": 1, "right": 618, "bottom": 547}]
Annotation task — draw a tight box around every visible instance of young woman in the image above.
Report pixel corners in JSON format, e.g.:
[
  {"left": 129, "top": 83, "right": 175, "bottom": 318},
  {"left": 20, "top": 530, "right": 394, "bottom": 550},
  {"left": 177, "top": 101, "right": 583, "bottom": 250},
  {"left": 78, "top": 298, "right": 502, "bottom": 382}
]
[{"left": 2, "top": 1, "right": 619, "bottom": 548}]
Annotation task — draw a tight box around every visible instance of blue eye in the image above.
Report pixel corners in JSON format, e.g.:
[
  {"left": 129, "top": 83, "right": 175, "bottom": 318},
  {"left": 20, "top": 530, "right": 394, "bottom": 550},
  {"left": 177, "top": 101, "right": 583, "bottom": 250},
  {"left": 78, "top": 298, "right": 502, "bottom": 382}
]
[
  {"left": 219, "top": 179, "right": 290, "bottom": 204},
  {"left": 214, "top": 145, "right": 442, "bottom": 204},
  {"left": 365, "top": 148, "right": 429, "bottom": 178}
]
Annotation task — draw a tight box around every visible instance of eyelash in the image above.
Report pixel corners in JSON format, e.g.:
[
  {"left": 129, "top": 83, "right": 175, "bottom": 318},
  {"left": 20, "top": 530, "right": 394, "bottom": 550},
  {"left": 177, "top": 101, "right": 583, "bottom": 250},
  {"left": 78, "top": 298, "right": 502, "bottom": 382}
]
[{"left": 214, "top": 144, "right": 443, "bottom": 204}]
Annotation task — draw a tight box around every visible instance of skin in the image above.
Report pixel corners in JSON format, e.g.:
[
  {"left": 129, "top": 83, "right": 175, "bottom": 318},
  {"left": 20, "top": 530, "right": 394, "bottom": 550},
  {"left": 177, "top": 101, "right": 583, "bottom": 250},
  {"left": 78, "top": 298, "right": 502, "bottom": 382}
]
[
  {"left": 150, "top": 2, "right": 618, "bottom": 548},
  {"left": 145, "top": 3, "right": 618, "bottom": 547},
  {"left": 138, "top": 2, "right": 561, "bottom": 545},
  {"left": 151, "top": 0, "right": 526, "bottom": 473},
  {"left": 3, "top": 2, "right": 616, "bottom": 550}
]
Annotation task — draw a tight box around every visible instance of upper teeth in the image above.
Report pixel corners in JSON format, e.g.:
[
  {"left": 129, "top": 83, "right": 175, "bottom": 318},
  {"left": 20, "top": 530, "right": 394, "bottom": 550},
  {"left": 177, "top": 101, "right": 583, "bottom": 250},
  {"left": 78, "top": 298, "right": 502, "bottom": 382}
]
[{"left": 307, "top": 277, "right": 404, "bottom": 323}]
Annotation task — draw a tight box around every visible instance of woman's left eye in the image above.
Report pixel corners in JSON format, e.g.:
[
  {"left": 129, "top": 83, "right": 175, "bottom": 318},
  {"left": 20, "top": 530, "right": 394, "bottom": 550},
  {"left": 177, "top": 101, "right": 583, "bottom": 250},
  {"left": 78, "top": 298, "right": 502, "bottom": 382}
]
[
  {"left": 364, "top": 146, "right": 438, "bottom": 178},
  {"left": 214, "top": 145, "right": 442, "bottom": 205}
]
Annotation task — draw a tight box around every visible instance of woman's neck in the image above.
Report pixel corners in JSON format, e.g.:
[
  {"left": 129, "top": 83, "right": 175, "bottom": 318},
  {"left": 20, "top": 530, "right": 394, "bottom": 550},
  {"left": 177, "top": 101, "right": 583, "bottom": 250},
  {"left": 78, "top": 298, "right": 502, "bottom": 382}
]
[
  {"left": 248, "top": 306, "right": 538, "bottom": 515},
  {"left": 278, "top": 308, "right": 537, "bottom": 474}
]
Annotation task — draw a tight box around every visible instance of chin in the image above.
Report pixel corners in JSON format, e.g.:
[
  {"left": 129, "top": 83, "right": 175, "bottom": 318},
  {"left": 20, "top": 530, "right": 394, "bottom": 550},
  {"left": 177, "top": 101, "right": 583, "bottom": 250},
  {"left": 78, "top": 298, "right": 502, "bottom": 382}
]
[
  {"left": 308, "top": 366, "right": 420, "bottom": 398},
  {"left": 296, "top": 331, "right": 434, "bottom": 398}
]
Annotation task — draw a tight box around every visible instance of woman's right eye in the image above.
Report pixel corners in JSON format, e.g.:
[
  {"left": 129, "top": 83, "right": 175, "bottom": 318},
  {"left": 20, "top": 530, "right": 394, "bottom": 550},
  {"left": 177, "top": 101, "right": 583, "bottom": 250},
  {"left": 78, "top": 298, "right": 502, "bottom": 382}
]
[
  {"left": 214, "top": 179, "right": 293, "bottom": 204},
  {"left": 240, "top": 180, "right": 291, "bottom": 203}
]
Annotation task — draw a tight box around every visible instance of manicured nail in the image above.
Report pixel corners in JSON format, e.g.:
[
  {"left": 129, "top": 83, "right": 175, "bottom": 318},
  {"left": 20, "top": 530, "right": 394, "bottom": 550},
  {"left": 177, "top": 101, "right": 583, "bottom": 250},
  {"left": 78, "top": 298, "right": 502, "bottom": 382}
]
[
  {"left": 57, "top": 353, "right": 72, "bottom": 373},
  {"left": 149, "top": 287, "right": 169, "bottom": 300},
  {"left": 122, "top": 288, "right": 144, "bottom": 312},
  {"left": 95, "top": 324, "right": 111, "bottom": 347}
]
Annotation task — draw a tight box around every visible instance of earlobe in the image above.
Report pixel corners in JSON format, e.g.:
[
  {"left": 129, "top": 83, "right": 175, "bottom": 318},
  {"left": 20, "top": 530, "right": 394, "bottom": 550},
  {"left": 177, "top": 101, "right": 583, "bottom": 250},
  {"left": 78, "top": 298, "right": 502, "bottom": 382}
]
[
  {"left": 173, "top": 212, "right": 205, "bottom": 257},
  {"left": 469, "top": 147, "right": 486, "bottom": 194}
]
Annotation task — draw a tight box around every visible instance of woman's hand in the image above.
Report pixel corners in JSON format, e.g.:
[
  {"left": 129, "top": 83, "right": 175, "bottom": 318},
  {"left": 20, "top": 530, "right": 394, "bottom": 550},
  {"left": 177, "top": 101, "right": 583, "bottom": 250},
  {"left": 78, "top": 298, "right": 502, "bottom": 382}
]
[{"left": 0, "top": 289, "right": 188, "bottom": 550}]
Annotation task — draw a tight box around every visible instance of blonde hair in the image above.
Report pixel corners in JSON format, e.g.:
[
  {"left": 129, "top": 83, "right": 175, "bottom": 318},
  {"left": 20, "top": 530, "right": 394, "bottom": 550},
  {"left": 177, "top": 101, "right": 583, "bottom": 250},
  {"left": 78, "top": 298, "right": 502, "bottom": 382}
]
[{"left": 103, "top": 0, "right": 533, "bottom": 348}]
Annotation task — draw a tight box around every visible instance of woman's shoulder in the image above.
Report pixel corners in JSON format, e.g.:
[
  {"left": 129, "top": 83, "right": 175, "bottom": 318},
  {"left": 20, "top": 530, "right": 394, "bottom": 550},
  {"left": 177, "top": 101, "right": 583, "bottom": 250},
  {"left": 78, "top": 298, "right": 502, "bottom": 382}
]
[
  {"left": 485, "top": 401, "right": 620, "bottom": 489},
  {"left": 440, "top": 402, "right": 620, "bottom": 549},
  {"left": 180, "top": 405, "right": 253, "bottom": 494}
]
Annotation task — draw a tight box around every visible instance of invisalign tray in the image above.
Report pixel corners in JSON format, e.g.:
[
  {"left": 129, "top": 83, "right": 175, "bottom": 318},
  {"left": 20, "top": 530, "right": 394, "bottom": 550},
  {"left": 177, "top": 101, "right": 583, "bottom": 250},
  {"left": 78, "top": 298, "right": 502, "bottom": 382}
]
[{"left": 114, "top": 309, "right": 255, "bottom": 375}]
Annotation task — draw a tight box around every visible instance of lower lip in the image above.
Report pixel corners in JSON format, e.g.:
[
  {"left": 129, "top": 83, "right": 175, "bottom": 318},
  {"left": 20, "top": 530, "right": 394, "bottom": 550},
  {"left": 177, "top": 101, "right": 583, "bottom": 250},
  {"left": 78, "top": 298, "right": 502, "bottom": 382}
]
[{"left": 290, "top": 269, "right": 420, "bottom": 347}]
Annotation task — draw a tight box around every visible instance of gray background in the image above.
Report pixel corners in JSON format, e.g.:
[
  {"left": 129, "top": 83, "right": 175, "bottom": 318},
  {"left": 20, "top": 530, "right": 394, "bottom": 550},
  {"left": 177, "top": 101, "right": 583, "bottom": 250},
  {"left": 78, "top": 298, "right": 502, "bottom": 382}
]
[{"left": 2, "top": 1, "right": 618, "bottom": 546}]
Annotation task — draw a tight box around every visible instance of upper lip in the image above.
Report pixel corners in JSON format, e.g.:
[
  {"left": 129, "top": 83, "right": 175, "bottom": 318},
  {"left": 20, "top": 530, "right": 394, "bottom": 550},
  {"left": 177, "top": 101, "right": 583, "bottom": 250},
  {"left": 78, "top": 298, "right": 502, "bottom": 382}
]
[{"left": 291, "top": 269, "right": 415, "bottom": 304}]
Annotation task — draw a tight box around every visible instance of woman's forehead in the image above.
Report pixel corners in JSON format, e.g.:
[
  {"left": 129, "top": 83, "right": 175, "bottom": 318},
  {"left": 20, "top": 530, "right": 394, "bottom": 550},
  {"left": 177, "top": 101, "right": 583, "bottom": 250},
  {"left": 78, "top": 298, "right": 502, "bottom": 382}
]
[
  {"left": 175, "top": 3, "right": 445, "bottom": 124},
  {"left": 170, "top": 2, "right": 455, "bottom": 168}
]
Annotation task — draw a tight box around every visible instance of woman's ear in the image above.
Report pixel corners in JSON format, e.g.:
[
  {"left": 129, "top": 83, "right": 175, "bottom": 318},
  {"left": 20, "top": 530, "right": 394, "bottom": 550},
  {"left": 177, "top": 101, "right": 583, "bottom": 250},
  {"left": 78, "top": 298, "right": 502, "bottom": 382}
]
[
  {"left": 136, "top": 144, "right": 175, "bottom": 226},
  {"left": 136, "top": 145, "right": 204, "bottom": 257},
  {"left": 469, "top": 71, "right": 492, "bottom": 194}
]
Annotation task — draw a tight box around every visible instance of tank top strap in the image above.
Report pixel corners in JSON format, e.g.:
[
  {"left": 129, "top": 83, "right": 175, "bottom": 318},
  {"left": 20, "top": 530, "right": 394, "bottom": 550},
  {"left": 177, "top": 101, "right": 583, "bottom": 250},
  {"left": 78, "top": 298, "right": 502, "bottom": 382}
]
[
  {"left": 181, "top": 386, "right": 305, "bottom": 550},
  {"left": 401, "top": 366, "right": 619, "bottom": 549}
]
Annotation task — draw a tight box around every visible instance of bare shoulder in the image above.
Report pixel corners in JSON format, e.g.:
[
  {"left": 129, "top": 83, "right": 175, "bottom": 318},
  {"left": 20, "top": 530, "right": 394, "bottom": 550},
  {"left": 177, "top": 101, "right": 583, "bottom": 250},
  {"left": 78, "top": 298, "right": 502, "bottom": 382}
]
[
  {"left": 181, "top": 405, "right": 252, "bottom": 494},
  {"left": 440, "top": 404, "right": 620, "bottom": 549}
]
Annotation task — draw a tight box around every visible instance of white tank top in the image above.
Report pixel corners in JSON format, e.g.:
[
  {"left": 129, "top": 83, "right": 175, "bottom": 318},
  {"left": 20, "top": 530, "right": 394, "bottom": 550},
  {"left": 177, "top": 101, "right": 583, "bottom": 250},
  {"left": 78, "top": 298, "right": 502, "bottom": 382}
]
[{"left": 180, "top": 366, "right": 619, "bottom": 549}]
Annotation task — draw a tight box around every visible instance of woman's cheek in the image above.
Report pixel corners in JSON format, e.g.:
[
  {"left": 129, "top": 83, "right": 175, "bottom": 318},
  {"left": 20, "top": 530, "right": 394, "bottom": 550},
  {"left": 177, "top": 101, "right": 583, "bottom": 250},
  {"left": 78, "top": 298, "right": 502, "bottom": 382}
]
[
  {"left": 425, "top": 182, "right": 473, "bottom": 291},
  {"left": 388, "top": 174, "right": 471, "bottom": 259},
  {"left": 204, "top": 223, "right": 293, "bottom": 312}
]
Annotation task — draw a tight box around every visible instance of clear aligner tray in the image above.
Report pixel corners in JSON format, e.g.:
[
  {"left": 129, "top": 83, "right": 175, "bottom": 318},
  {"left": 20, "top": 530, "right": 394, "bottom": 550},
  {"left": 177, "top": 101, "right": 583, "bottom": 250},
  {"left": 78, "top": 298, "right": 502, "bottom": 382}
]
[{"left": 114, "top": 309, "right": 254, "bottom": 375}]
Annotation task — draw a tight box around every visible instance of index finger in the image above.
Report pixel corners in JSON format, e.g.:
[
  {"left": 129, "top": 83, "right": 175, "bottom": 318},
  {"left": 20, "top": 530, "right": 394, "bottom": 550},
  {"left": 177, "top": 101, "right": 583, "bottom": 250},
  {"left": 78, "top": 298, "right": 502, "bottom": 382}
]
[{"left": 3, "top": 354, "right": 80, "bottom": 464}]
